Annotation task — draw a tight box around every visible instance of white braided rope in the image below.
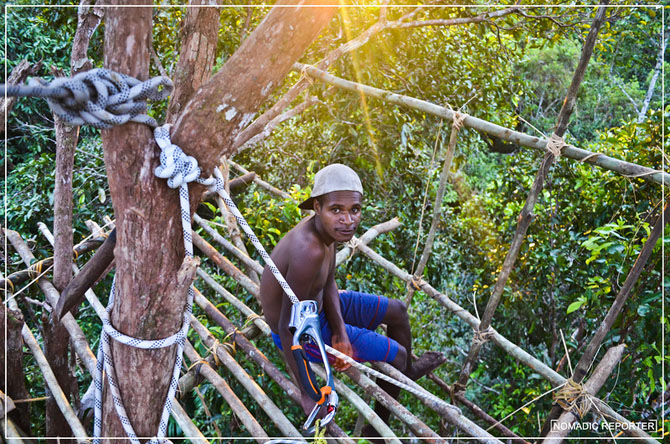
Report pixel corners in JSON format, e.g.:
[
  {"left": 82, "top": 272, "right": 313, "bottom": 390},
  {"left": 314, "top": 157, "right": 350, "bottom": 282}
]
[
  {"left": 92, "top": 125, "right": 195, "bottom": 444},
  {"left": 1, "top": 68, "right": 172, "bottom": 128},
  {"left": 197, "top": 168, "right": 301, "bottom": 305}
]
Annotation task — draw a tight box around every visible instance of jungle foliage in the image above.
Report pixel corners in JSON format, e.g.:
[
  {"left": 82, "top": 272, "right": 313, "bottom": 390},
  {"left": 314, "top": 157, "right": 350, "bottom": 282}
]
[{"left": 2, "top": 1, "right": 667, "bottom": 441}]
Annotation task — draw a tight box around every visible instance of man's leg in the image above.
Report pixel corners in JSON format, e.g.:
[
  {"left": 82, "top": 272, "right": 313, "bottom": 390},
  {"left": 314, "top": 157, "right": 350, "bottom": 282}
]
[
  {"left": 359, "top": 298, "right": 445, "bottom": 439},
  {"left": 384, "top": 299, "right": 445, "bottom": 380}
]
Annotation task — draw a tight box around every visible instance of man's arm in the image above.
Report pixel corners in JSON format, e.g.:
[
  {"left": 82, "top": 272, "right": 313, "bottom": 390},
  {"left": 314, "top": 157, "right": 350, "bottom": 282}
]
[{"left": 322, "top": 248, "right": 352, "bottom": 371}]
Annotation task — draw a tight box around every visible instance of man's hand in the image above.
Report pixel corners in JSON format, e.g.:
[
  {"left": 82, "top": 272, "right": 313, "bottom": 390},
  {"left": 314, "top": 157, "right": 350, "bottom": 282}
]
[{"left": 331, "top": 335, "right": 353, "bottom": 372}]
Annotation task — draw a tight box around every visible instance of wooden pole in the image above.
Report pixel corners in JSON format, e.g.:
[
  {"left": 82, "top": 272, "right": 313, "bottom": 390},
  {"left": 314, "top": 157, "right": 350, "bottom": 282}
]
[
  {"left": 189, "top": 316, "right": 304, "bottom": 439},
  {"left": 229, "top": 161, "right": 292, "bottom": 199},
  {"left": 295, "top": 64, "right": 667, "bottom": 187},
  {"left": 182, "top": 341, "right": 270, "bottom": 442},
  {"left": 406, "top": 117, "right": 464, "bottom": 307},
  {"left": 192, "top": 231, "right": 260, "bottom": 299},
  {"left": 192, "top": 288, "right": 355, "bottom": 444},
  {"left": 193, "top": 214, "right": 265, "bottom": 274},
  {"left": 335, "top": 218, "right": 401, "bottom": 265},
  {"left": 372, "top": 362, "right": 529, "bottom": 443},
  {"left": 5, "top": 229, "right": 98, "bottom": 376},
  {"left": 456, "top": 4, "right": 609, "bottom": 392},
  {"left": 355, "top": 242, "right": 655, "bottom": 441}
]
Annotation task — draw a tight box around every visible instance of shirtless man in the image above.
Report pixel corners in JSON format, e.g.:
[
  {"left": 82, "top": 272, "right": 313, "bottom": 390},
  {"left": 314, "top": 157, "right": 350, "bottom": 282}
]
[{"left": 259, "top": 163, "right": 444, "bottom": 435}]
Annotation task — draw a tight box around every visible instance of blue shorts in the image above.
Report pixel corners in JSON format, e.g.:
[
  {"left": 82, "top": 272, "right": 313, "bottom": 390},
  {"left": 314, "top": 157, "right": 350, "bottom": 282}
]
[{"left": 271, "top": 290, "right": 399, "bottom": 364}]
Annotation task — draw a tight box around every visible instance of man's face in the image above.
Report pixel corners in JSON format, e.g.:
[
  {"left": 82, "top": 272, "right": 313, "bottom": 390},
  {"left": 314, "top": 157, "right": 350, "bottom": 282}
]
[{"left": 314, "top": 191, "right": 363, "bottom": 243}]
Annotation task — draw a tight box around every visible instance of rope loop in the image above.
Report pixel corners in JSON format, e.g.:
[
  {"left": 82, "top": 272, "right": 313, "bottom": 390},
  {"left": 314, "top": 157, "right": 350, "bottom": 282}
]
[
  {"left": 452, "top": 111, "right": 467, "bottom": 132},
  {"left": 472, "top": 326, "right": 495, "bottom": 346},
  {"left": 553, "top": 378, "right": 589, "bottom": 418},
  {"left": 546, "top": 133, "right": 566, "bottom": 159},
  {"left": 408, "top": 276, "right": 423, "bottom": 291},
  {"left": 3, "top": 68, "right": 172, "bottom": 129},
  {"left": 345, "top": 237, "right": 362, "bottom": 259}
]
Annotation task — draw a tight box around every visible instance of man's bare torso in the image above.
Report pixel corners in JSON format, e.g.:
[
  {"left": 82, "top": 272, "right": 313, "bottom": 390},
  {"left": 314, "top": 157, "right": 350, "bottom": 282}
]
[{"left": 260, "top": 216, "right": 334, "bottom": 333}]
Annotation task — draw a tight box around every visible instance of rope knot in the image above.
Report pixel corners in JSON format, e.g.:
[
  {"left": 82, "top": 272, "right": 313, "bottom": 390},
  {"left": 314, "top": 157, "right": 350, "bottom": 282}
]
[
  {"left": 546, "top": 133, "right": 566, "bottom": 159},
  {"left": 553, "top": 378, "right": 589, "bottom": 418},
  {"left": 472, "top": 326, "right": 495, "bottom": 346},
  {"left": 13, "top": 68, "right": 173, "bottom": 129},
  {"left": 345, "top": 237, "right": 362, "bottom": 257},
  {"left": 452, "top": 111, "right": 467, "bottom": 132},
  {"left": 154, "top": 125, "right": 202, "bottom": 189},
  {"left": 408, "top": 276, "right": 424, "bottom": 291}
]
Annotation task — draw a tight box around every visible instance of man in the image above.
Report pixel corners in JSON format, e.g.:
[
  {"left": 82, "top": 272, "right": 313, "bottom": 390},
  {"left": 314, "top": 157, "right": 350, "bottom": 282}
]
[{"left": 259, "top": 163, "right": 444, "bottom": 436}]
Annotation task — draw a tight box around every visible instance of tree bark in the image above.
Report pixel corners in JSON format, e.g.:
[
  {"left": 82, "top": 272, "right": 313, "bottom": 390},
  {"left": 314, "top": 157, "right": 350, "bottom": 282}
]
[
  {"left": 48, "top": 4, "right": 102, "bottom": 437},
  {"left": 165, "top": 0, "right": 221, "bottom": 124},
  {"left": 100, "top": 1, "right": 336, "bottom": 440},
  {"left": 2, "top": 303, "right": 31, "bottom": 434},
  {"left": 0, "top": 59, "right": 42, "bottom": 138}
]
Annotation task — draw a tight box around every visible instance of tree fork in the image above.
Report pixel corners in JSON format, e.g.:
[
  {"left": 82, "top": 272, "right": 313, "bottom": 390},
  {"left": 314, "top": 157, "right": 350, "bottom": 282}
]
[
  {"left": 455, "top": 4, "right": 608, "bottom": 392},
  {"left": 100, "top": 1, "right": 336, "bottom": 440}
]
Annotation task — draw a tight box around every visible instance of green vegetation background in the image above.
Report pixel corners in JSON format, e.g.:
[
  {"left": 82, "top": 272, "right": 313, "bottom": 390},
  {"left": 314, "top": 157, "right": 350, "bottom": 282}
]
[{"left": 2, "top": 1, "right": 667, "bottom": 441}]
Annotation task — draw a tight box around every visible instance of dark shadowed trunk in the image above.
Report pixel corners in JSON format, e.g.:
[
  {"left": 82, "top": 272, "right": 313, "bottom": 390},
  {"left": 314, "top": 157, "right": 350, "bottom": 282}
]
[
  {"left": 47, "top": 3, "right": 103, "bottom": 439},
  {"left": 100, "top": 1, "right": 336, "bottom": 440},
  {"left": 2, "top": 304, "right": 32, "bottom": 434}
]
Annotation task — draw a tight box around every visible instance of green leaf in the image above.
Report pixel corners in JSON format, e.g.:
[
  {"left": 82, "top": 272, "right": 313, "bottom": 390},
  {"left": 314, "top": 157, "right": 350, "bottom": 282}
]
[{"left": 567, "top": 300, "right": 584, "bottom": 314}]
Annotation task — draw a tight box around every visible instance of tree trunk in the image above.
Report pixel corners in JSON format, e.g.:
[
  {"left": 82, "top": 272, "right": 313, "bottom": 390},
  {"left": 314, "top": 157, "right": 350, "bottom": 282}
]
[
  {"left": 165, "top": 0, "right": 221, "bottom": 123},
  {"left": 100, "top": 1, "right": 336, "bottom": 440},
  {"left": 48, "top": 4, "right": 102, "bottom": 437},
  {"left": 2, "top": 304, "right": 31, "bottom": 434}
]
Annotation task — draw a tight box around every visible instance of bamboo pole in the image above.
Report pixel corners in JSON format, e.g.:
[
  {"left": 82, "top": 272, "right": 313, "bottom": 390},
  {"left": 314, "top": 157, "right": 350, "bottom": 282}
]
[
  {"left": 457, "top": 4, "right": 607, "bottom": 392},
  {"left": 194, "top": 213, "right": 265, "bottom": 275},
  {"left": 20, "top": 321, "right": 89, "bottom": 441},
  {"left": 355, "top": 242, "right": 656, "bottom": 441},
  {"left": 342, "top": 367, "right": 444, "bottom": 443},
  {"left": 189, "top": 316, "right": 305, "bottom": 439},
  {"left": 372, "top": 362, "right": 528, "bottom": 443},
  {"left": 293, "top": 66, "right": 668, "bottom": 187},
  {"left": 195, "top": 268, "right": 270, "bottom": 335},
  {"left": 545, "top": 344, "right": 626, "bottom": 443},
  {"left": 183, "top": 340, "right": 270, "bottom": 442},
  {"left": 193, "top": 231, "right": 261, "bottom": 299},
  {"left": 216, "top": 161, "right": 260, "bottom": 284},
  {"left": 195, "top": 262, "right": 501, "bottom": 442},
  {"left": 170, "top": 400, "right": 211, "bottom": 444},
  {"left": 0, "top": 233, "right": 107, "bottom": 291},
  {"left": 3, "top": 417, "right": 27, "bottom": 444},
  {"left": 335, "top": 218, "right": 401, "bottom": 265},
  {"left": 5, "top": 229, "right": 98, "bottom": 376},
  {"left": 370, "top": 362, "right": 504, "bottom": 443},
  {"left": 229, "top": 160, "right": 292, "bottom": 199},
  {"left": 541, "top": 201, "right": 669, "bottom": 435}
]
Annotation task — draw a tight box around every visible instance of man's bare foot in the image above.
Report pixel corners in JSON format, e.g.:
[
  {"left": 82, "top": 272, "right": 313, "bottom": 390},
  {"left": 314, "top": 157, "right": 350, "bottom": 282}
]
[{"left": 407, "top": 351, "right": 446, "bottom": 380}]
